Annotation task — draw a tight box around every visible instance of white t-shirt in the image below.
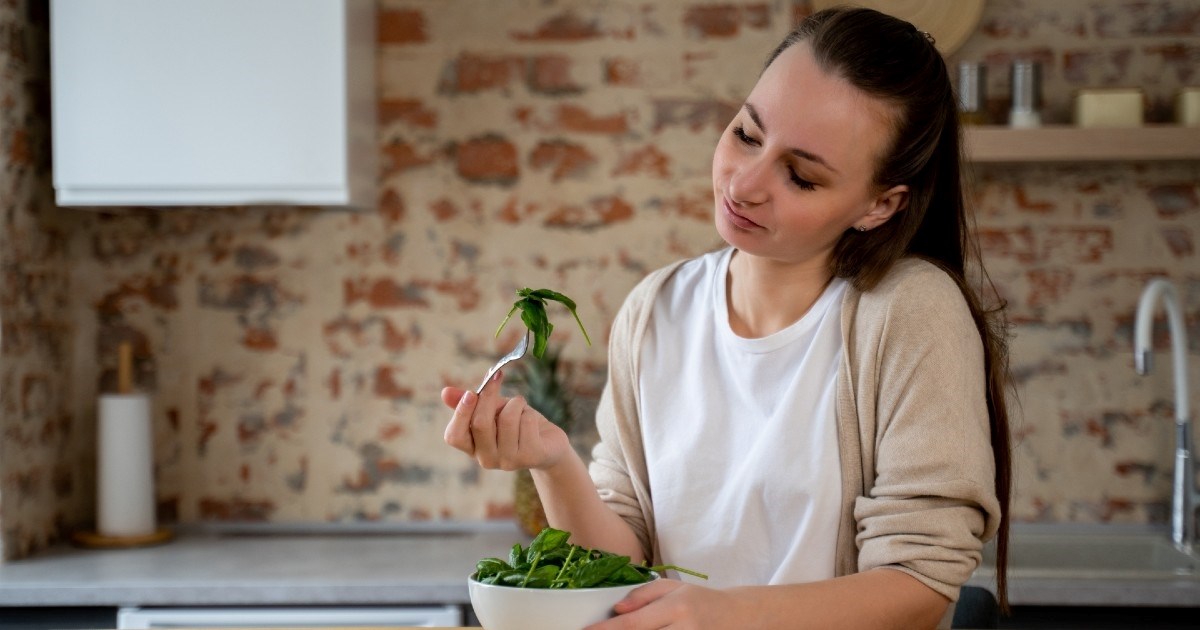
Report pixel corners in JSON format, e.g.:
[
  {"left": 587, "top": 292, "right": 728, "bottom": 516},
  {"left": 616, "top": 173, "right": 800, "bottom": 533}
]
[{"left": 639, "top": 247, "right": 845, "bottom": 588}]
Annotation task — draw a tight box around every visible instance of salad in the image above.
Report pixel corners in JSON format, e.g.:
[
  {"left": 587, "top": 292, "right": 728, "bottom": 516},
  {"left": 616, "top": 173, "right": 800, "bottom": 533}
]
[{"left": 472, "top": 527, "right": 708, "bottom": 589}]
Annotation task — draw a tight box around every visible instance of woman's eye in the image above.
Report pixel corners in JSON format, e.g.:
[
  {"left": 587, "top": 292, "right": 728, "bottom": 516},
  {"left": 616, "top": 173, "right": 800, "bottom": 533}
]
[
  {"left": 788, "top": 169, "right": 816, "bottom": 191},
  {"left": 732, "top": 125, "right": 758, "bottom": 146},
  {"left": 733, "top": 124, "right": 815, "bottom": 191}
]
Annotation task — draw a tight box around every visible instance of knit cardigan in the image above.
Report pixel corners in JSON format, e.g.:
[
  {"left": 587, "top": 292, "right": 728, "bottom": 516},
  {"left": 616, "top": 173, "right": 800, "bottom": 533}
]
[{"left": 588, "top": 255, "right": 1002, "bottom": 603}]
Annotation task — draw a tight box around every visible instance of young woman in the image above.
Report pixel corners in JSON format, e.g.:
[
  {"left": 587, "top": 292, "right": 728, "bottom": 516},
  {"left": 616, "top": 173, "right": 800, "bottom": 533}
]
[{"left": 443, "top": 7, "right": 1011, "bottom": 629}]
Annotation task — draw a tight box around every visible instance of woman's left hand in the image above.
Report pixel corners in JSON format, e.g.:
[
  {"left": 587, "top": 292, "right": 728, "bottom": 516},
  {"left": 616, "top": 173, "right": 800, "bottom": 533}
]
[{"left": 585, "top": 579, "right": 743, "bottom": 630}]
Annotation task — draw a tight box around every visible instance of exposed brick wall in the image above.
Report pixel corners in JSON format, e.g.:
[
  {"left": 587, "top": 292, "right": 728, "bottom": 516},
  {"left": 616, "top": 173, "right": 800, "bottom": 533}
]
[
  {"left": 957, "top": 0, "right": 1200, "bottom": 523},
  {"left": 0, "top": 0, "right": 86, "bottom": 560},
  {"left": 2, "top": 0, "right": 1198, "bottom": 559},
  {"left": 973, "top": 162, "right": 1199, "bottom": 522}
]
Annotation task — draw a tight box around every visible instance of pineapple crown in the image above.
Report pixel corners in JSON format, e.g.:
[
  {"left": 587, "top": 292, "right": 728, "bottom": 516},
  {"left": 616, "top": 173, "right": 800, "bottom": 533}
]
[{"left": 506, "top": 344, "right": 573, "bottom": 433}]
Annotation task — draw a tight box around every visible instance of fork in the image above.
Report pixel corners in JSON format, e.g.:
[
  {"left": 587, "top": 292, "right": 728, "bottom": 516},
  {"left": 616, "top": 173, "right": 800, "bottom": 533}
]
[{"left": 475, "top": 331, "right": 530, "bottom": 394}]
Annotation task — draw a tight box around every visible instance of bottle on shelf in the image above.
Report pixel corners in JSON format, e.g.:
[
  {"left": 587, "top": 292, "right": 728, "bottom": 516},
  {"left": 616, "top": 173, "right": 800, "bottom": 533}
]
[
  {"left": 1009, "top": 60, "right": 1042, "bottom": 128},
  {"left": 957, "top": 61, "right": 988, "bottom": 125}
]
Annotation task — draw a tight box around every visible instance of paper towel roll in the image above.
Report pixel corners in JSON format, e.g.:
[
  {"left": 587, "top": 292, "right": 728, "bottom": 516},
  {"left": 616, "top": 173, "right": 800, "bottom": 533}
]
[{"left": 98, "top": 393, "right": 156, "bottom": 537}]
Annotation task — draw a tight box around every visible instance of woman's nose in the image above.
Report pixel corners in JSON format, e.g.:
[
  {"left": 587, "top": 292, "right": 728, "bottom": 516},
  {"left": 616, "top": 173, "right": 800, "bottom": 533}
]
[{"left": 727, "top": 156, "right": 770, "bottom": 206}]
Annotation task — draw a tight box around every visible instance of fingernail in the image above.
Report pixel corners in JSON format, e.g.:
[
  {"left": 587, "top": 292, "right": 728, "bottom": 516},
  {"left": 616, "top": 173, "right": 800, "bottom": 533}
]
[
  {"left": 458, "top": 391, "right": 473, "bottom": 409},
  {"left": 493, "top": 370, "right": 503, "bottom": 383}
]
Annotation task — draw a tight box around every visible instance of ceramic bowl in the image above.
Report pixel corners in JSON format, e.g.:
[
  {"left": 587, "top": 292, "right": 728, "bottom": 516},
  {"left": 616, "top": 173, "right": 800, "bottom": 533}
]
[{"left": 468, "top": 573, "right": 656, "bottom": 630}]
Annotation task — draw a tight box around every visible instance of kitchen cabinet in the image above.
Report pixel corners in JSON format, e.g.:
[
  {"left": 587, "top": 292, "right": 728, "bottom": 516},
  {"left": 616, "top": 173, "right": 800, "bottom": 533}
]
[
  {"left": 999, "top": 606, "right": 1199, "bottom": 629},
  {"left": 0, "top": 607, "right": 116, "bottom": 630},
  {"left": 50, "top": 0, "right": 376, "bottom": 208},
  {"left": 965, "top": 125, "right": 1200, "bottom": 163},
  {"left": 115, "top": 606, "right": 464, "bottom": 628}
]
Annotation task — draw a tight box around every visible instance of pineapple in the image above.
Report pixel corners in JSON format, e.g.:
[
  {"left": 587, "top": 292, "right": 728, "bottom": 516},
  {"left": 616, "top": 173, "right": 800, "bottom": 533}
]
[
  {"left": 507, "top": 345, "right": 573, "bottom": 537},
  {"left": 512, "top": 469, "right": 548, "bottom": 537}
]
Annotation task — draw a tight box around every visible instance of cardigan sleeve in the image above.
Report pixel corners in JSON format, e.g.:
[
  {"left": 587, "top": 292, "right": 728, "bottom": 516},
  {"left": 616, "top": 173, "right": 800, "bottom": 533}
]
[
  {"left": 587, "top": 264, "right": 681, "bottom": 563},
  {"left": 589, "top": 293, "right": 652, "bottom": 560},
  {"left": 852, "top": 263, "right": 1002, "bottom": 601}
]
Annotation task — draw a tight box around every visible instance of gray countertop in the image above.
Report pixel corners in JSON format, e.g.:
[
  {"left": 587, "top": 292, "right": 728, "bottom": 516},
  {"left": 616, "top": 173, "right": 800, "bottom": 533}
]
[
  {"left": 0, "top": 523, "right": 527, "bottom": 607},
  {"left": 2, "top": 522, "right": 1198, "bottom": 608}
]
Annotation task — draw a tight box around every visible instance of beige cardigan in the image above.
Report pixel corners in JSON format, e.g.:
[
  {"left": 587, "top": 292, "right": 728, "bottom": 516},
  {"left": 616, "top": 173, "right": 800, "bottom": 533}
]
[{"left": 588, "top": 255, "right": 1001, "bottom": 602}]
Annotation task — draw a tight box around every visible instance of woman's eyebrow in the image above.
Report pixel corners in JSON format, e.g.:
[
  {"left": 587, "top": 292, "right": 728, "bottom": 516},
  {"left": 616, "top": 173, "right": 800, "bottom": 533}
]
[{"left": 743, "top": 102, "right": 839, "bottom": 175}]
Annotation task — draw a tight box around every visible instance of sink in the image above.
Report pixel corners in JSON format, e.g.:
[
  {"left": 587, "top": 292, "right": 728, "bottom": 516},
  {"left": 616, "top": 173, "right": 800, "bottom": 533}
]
[
  {"left": 980, "top": 525, "right": 1198, "bottom": 579},
  {"left": 969, "top": 525, "right": 1200, "bottom": 607}
]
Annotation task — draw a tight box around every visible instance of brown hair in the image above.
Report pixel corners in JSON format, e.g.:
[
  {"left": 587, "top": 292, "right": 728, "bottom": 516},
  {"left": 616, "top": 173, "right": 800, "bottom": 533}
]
[{"left": 767, "top": 6, "right": 1013, "bottom": 611}]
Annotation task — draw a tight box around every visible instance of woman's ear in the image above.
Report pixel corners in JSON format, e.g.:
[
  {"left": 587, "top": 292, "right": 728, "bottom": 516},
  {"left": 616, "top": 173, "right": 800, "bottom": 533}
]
[{"left": 859, "top": 184, "right": 909, "bottom": 230}]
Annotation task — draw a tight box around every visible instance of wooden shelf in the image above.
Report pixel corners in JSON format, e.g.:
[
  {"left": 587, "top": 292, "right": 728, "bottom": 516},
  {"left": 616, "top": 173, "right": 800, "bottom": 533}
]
[{"left": 964, "top": 125, "right": 1200, "bottom": 163}]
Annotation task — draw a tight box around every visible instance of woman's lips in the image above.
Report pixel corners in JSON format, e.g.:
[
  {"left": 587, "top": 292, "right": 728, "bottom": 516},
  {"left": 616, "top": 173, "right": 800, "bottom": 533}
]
[{"left": 722, "top": 197, "right": 764, "bottom": 230}]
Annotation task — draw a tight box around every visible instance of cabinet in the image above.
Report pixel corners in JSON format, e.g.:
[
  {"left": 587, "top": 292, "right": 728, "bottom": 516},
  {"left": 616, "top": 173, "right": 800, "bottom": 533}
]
[
  {"left": 0, "top": 607, "right": 116, "bottom": 630},
  {"left": 49, "top": 0, "right": 376, "bottom": 207},
  {"left": 115, "top": 606, "right": 464, "bottom": 628}
]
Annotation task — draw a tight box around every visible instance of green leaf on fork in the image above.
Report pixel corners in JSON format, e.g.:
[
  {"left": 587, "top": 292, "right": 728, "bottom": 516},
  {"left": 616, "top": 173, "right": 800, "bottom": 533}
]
[{"left": 495, "top": 288, "right": 592, "bottom": 358}]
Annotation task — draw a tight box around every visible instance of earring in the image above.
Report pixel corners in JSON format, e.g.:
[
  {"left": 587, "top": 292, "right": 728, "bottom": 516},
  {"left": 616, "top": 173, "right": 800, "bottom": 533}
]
[{"left": 856, "top": 225, "right": 868, "bottom": 232}]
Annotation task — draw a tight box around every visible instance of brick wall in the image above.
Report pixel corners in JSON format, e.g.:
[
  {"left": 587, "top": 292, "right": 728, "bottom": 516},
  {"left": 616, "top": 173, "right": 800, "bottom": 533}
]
[
  {"left": 0, "top": 0, "right": 81, "bottom": 560},
  {"left": 958, "top": 0, "right": 1200, "bottom": 523},
  {"left": 1, "top": 0, "right": 1198, "bottom": 559}
]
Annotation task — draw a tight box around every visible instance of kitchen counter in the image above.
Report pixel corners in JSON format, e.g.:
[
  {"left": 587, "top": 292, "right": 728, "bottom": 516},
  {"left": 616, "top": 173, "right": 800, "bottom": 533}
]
[
  {"left": 2, "top": 522, "right": 1199, "bottom": 610},
  {"left": 0, "top": 522, "right": 526, "bottom": 607}
]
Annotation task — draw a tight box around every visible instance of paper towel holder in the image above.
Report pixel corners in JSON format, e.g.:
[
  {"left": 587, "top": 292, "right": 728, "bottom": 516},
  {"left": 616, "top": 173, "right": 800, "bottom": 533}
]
[{"left": 72, "top": 341, "right": 174, "bottom": 549}]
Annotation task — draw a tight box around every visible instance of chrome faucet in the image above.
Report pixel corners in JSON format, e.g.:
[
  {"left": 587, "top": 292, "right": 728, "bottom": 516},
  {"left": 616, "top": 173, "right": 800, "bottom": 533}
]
[{"left": 1134, "top": 278, "right": 1197, "bottom": 552}]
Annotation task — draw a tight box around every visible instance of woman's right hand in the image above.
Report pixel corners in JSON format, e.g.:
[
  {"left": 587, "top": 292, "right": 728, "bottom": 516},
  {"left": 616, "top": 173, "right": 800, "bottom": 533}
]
[{"left": 441, "top": 370, "right": 571, "bottom": 471}]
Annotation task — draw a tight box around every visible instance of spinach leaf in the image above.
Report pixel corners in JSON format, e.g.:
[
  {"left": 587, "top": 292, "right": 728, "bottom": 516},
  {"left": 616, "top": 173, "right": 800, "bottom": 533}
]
[
  {"left": 499, "top": 570, "right": 530, "bottom": 587},
  {"left": 607, "top": 563, "right": 649, "bottom": 585},
  {"left": 471, "top": 526, "right": 709, "bottom": 589},
  {"left": 508, "top": 543, "right": 525, "bottom": 570},
  {"left": 527, "top": 527, "right": 570, "bottom": 561},
  {"left": 494, "top": 288, "right": 592, "bottom": 358},
  {"left": 521, "top": 564, "right": 560, "bottom": 588},
  {"left": 573, "top": 554, "right": 631, "bottom": 588},
  {"left": 475, "top": 557, "right": 510, "bottom": 580}
]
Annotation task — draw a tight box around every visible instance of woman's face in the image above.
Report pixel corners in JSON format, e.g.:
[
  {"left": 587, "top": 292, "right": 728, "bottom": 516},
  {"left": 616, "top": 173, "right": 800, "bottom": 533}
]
[{"left": 712, "top": 42, "right": 907, "bottom": 267}]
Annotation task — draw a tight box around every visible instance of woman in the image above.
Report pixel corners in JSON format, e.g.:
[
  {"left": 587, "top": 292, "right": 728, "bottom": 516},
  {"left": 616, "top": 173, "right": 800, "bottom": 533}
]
[{"left": 443, "top": 7, "right": 1010, "bottom": 629}]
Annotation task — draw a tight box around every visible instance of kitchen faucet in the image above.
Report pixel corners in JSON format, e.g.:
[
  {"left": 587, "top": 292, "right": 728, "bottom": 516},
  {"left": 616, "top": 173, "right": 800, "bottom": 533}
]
[{"left": 1134, "top": 278, "right": 1198, "bottom": 552}]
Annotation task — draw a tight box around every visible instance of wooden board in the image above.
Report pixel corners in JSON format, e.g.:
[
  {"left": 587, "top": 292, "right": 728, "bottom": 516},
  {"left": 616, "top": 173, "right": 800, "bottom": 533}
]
[
  {"left": 71, "top": 527, "right": 174, "bottom": 549},
  {"left": 965, "top": 125, "right": 1200, "bottom": 162}
]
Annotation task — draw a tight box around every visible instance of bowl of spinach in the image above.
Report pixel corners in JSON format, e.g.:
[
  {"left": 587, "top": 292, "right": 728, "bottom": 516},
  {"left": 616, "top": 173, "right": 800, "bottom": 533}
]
[{"left": 468, "top": 527, "right": 705, "bottom": 630}]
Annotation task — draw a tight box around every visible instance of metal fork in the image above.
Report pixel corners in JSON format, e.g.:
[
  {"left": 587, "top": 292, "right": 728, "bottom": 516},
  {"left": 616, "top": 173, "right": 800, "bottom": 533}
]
[{"left": 475, "top": 331, "right": 530, "bottom": 394}]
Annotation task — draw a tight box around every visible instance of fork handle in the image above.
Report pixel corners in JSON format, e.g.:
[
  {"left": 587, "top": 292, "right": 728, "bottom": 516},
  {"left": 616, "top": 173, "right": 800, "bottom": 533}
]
[
  {"left": 475, "top": 359, "right": 516, "bottom": 395},
  {"left": 474, "top": 366, "right": 501, "bottom": 395}
]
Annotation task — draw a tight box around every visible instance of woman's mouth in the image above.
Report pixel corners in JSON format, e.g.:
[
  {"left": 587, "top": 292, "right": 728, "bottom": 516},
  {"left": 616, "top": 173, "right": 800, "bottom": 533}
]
[{"left": 722, "top": 197, "right": 764, "bottom": 230}]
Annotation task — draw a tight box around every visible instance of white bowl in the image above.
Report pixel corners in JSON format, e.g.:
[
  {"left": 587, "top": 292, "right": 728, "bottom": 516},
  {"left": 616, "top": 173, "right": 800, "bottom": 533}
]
[{"left": 468, "top": 573, "right": 655, "bottom": 630}]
